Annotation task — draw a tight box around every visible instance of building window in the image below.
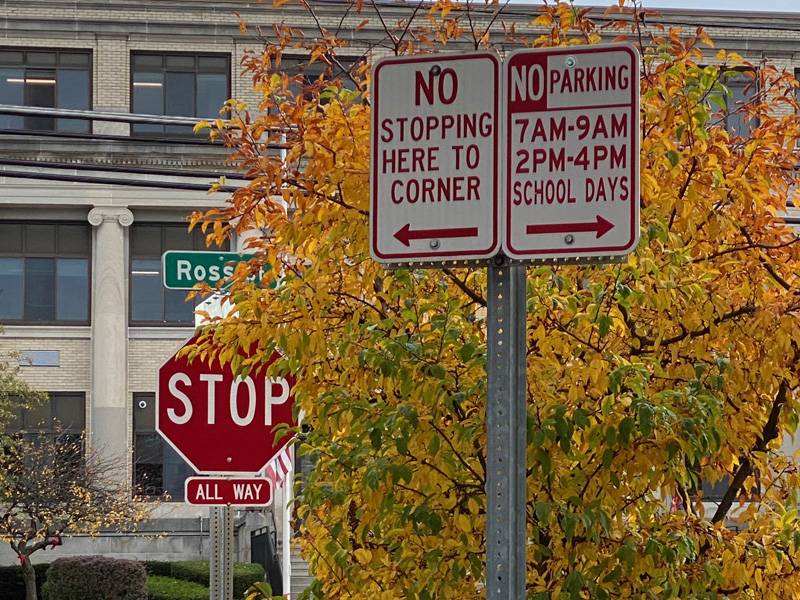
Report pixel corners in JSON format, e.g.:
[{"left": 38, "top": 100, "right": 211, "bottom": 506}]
[
  {"left": 702, "top": 474, "right": 760, "bottom": 504},
  {"left": 722, "top": 70, "right": 757, "bottom": 137},
  {"left": 133, "top": 393, "right": 192, "bottom": 501},
  {"left": 0, "top": 48, "right": 91, "bottom": 133},
  {"left": 8, "top": 392, "right": 85, "bottom": 445},
  {"left": 129, "top": 223, "right": 228, "bottom": 326},
  {"left": 279, "top": 55, "right": 362, "bottom": 99},
  {"left": 131, "top": 52, "right": 230, "bottom": 137},
  {"left": 0, "top": 222, "right": 91, "bottom": 324}
]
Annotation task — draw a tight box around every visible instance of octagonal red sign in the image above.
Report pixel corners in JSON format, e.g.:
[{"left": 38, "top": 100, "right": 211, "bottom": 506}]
[{"left": 156, "top": 336, "right": 296, "bottom": 474}]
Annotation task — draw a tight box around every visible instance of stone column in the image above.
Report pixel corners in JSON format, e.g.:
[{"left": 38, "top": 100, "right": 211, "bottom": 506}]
[{"left": 88, "top": 206, "right": 134, "bottom": 486}]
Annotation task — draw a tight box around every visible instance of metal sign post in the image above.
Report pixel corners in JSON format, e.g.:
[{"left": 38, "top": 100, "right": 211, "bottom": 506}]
[
  {"left": 486, "top": 258, "right": 527, "bottom": 599},
  {"left": 209, "top": 506, "right": 234, "bottom": 600}
]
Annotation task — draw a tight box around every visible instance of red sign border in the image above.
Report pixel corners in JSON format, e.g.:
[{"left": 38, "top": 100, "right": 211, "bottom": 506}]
[
  {"left": 370, "top": 52, "right": 501, "bottom": 263},
  {"left": 155, "top": 336, "right": 296, "bottom": 476},
  {"left": 184, "top": 477, "right": 273, "bottom": 507},
  {"left": 503, "top": 44, "right": 640, "bottom": 260}
]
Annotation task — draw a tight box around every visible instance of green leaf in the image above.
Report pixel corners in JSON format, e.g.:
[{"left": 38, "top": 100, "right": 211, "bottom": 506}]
[
  {"left": 370, "top": 427, "right": 382, "bottom": 450},
  {"left": 667, "top": 150, "right": 680, "bottom": 167},
  {"left": 535, "top": 501, "right": 551, "bottom": 523}
]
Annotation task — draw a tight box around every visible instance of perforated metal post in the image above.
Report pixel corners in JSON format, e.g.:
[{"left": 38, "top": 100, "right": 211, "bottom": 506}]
[
  {"left": 209, "top": 506, "right": 234, "bottom": 599},
  {"left": 223, "top": 506, "right": 235, "bottom": 595},
  {"left": 486, "top": 257, "right": 527, "bottom": 599},
  {"left": 210, "top": 507, "right": 224, "bottom": 600}
]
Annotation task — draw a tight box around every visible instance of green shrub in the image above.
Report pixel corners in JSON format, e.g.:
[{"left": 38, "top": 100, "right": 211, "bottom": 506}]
[
  {"left": 41, "top": 556, "right": 146, "bottom": 600},
  {"left": 142, "top": 561, "right": 172, "bottom": 577},
  {"left": 232, "top": 563, "right": 266, "bottom": 597},
  {"left": 146, "top": 576, "right": 208, "bottom": 600},
  {"left": 167, "top": 561, "right": 265, "bottom": 597},
  {"left": 167, "top": 561, "right": 206, "bottom": 587},
  {"left": 0, "top": 563, "right": 50, "bottom": 600}
]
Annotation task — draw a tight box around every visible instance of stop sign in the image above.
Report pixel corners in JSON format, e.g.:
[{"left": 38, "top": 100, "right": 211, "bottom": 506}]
[{"left": 156, "top": 336, "right": 296, "bottom": 474}]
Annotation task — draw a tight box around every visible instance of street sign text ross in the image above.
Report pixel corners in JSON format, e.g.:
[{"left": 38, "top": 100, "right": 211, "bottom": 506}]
[
  {"left": 162, "top": 251, "right": 255, "bottom": 290},
  {"left": 371, "top": 53, "right": 500, "bottom": 265},
  {"left": 504, "top": 44, "right": 640, "bottom": 261},
  {"left": 185, "top": 477, "right": 272, "bottom": 507}
]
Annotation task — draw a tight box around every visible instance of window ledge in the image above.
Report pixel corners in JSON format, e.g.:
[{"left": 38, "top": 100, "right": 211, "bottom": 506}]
[
  {"left": 0, "top": 325, "right": 92, "bottom": 339},
  {"left": 129, "top": 326, "right": 194, "bottom": 340}
]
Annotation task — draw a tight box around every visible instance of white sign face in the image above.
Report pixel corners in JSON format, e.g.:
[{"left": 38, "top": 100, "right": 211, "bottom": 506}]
[
  {"left": 504, "top": 45, "right": 640, "bottom": 261},
  {"left": 371, "top": 53, "right": 500, "bottom": 265}
]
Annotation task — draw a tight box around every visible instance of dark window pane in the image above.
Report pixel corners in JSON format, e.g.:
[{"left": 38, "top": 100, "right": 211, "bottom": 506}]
[
  {"left": 24, "top": 400, "right": 51, "bottom": 429},
  {"left": 131, "top": 225, "right": 162, "bottom": 258},
  {"left": 197, "top": 73, "right": 227, "bottom": 118},
  {"left": 0, "top": 223, "right": 23, "bottom": 253},
  {"left": 133, "top": 393, "right": 156, "bottom": 430},
  {"left": 0, "top": 258, "right": 23, "bottom": 320},
  {"left": 24, "top": 258, "right": 56, "bottom": 321},
  {"left": 56, "top": 69, "right": 90, "bottom": 133},
  {"left": 132, "top": 71, "right": 164, "bottom": 114},
  {"left": 198, "top": 56, "right": 228, "bottom": 73},
  {"left": 131, "top": 258, "right": 162, "bottom": 322},
  {"left": 132, "top": 71, "right": 164, "bottom": 136},
  {"left": 0, "top": 51, "right": 23, "bottom": 65},
  {"left": 725, "top": 73, "right": 755, "bottom": 137},
  {"left": 165, "top": 71, "right": 194, "bottom": 117},
  {"left": 164, "top": 224, "right": 193, "bottom": 251},
  {"left": 166, "top": 55, "right": 195, "bottom": 71},
  {"left": 24, "top": 223, "right": 56, "bottom": 253},
  {"left": 7, "top": 405, "right": 23, "bottom": 431},
  {"left": 57, "top": 224, "right": 90, "bottom": 255},
  {"left": 134, "top": 431, "right": 164, "bottom": 498},
  {"left": 59, "top": 52, "right": 90, "bottom": 67},
  {"left": 133, "top": 54, "right": 163, "bottom": 70},
  {"left": 27, "top": 52, "right": 56, "bottom": 66},
  {"left": 164, "top": 445, "right": 192, "bottom": 501},
  {"left": 25, "top": 69, "right": 56, "bottom": 131},
  {"left": 56, "top": 258, "right": 88, "bottom": 321},
  {"left": 164, "top": 288, "right": 194, "bottom": 323},
  {"left": 136, "top": 433, "right": 163, "bottom": 464},
  {"left": 53, "top": 393, "right": 85, "bottom": 430},
  {"left": 0, "top": 68, "right": 24, "bottom": 129},
  {"left": 164, "top": 124, "right": 194, "bottom": 136}
]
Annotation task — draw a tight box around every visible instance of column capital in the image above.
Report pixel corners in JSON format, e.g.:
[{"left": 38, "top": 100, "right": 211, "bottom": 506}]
[{"left": 88, "top": 206, "right": 134, "bottom": 227}]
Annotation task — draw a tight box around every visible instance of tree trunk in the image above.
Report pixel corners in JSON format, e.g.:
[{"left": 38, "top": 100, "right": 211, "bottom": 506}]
[{"left": 21, "top": 557, "right": 37, "bottom": 600}]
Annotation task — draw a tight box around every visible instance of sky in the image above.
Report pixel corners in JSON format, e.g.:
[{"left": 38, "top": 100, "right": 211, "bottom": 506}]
[{"left": 587, "top": 0, "right": 799, "bottom": 11}]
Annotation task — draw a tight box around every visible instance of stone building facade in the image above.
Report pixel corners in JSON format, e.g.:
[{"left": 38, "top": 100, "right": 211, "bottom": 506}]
[{"left": 0, "top": 0, "right": 798, "bottom": 581}]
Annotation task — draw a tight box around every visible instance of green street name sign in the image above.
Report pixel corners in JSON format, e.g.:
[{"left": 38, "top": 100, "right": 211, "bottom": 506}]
[{"left": 162, "top": 251, "right": 257, "bottom": 290}]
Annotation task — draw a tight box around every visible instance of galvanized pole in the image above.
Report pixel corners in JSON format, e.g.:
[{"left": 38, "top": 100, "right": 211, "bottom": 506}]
[
  {"left": 223, "top": 506, "right": 235, "bottom": 595},
  {"left": 486, "top": 257, "right": 528, "bottom": 599},
  {"left": 209, "top": 506, "right": 235, "bottom": 600},
  {"left": 209, "top": 506, "right": 224, "bottom": 600}
]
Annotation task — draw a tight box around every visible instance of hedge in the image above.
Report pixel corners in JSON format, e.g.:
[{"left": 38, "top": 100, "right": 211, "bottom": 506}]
[
  {"left": 41, "top": 556, "right": 147, "bottom": 600},
  {"left": 145, "top": 560, "right": 265, "bottom": 598},
  {"left": 146, "top": 576, "right": 208, "bottom": 600},
  {"left": 0, "top": 563, "right": 50, "bottom": 600}
]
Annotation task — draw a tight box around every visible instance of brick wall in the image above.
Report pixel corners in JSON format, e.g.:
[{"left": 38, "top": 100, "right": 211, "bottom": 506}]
[{"left": 0, "top": 336, "right": 91, "bottom": 392}]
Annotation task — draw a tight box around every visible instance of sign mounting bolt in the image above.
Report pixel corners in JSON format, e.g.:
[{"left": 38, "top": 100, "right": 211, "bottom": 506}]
[
  {"left": 226, "top": 457, "right": 232, "bottom": 463},
  {"left": 564, "top": 234, "right": 575, "bottom": 245},
  {"left": 430, "top": 239, "right": 440, "bottom": 249},
  {"left": 430, "top": 65, "right": 441, "bottom": 75},
  {"left": 565, "top": 56, "right": 576, "bottom": 68}
]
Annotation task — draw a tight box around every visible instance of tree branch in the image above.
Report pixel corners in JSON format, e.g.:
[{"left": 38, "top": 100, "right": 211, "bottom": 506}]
[{"left": 712, "top": 377, "right": 791, "bottom": 523}]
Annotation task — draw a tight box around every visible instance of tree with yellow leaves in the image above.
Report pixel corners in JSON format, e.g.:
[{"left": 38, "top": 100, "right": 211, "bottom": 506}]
[
  {"left": 0, "top": 433, "right": 150, "bottom": 600},
  {"left": 191, "top": 2, "right": 800, "bottom": 597}
]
